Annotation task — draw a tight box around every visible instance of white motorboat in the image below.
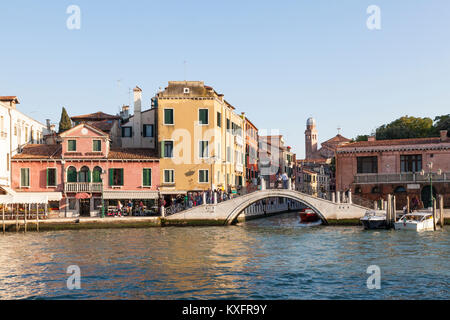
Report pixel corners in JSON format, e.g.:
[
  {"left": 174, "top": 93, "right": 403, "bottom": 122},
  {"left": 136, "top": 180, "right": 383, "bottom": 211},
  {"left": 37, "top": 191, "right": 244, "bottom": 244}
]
[
  {"left": 394, "top": 212, "right": 435, "bottom": 231},
  {"left": 360, "top": 210, "right": 388, "bottom": 229}
]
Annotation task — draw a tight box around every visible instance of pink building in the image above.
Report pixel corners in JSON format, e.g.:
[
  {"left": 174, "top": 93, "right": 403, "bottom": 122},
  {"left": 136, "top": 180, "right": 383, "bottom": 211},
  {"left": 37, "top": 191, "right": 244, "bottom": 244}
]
[
  {"left": 336, "top": 131, "right": 450, "bottom": 209},
  {"left": 11, "top": 123, "right": 160, "bottom": 217}
]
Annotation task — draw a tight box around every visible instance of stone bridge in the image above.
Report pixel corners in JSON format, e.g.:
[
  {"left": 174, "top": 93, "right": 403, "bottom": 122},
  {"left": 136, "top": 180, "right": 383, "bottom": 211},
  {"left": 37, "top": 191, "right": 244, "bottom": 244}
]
[{"left": 164, "top": 189, "right": 370, "bottom": 225}]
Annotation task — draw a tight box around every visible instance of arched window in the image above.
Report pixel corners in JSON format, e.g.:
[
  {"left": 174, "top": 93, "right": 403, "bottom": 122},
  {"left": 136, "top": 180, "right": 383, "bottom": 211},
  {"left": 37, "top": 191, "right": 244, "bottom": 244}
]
[
  {"left": 394, "top": 186, "right": 406, "bottom": 193},
  {"left": 79, "top": 166, "right": 90, "bottom": 183},
  {"left": 355, "top": 187, "right": 362, "bottom": 194},
  {"left": 371, "top": 186, "right": 380, "bottom": 194},
  {"left": 92, "top": 166, "right": 103, "bottom": 183},
  {"left": 67, "top": 166, "right": 77, "bottom": 183}
]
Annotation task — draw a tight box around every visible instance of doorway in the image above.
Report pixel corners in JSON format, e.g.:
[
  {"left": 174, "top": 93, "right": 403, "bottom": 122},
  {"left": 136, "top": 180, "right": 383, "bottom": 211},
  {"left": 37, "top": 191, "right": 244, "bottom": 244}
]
[
  {"left": 79, "top": 199, "right": 91, "bottom": 216},
  {"left": 421, "top": 185, "right": 436, "bottom": 209}
]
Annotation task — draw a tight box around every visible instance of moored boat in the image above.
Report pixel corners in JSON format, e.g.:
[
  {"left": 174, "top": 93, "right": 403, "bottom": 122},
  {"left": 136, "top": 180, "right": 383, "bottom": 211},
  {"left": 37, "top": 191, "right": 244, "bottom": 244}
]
[
  {"left": 360, "top": 210, "right": 387, "bottom": 230},
  {"left": 394, "top": 212, "right": 434, "bottom": 231},
  {"left": 299, "top": 208, "right": 320, "bottom": 223}
]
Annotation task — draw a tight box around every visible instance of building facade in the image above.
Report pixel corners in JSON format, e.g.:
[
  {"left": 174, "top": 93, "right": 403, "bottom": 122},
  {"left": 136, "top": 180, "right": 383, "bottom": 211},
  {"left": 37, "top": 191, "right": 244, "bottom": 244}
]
[
  {"left": 336, "top": 132, "right": 450, "bottom": 209},
  {"left": 0, "top": 96, "right": 48, "bottom": 187},
  {"left": 243, "top": 114, "right": 259, "bottom": 193},
  {"left": 154, "top": 81, "right": 245, "bottom": 203},
  {"left": 11, "top": 123, "right": 160, "bottom": 217}
]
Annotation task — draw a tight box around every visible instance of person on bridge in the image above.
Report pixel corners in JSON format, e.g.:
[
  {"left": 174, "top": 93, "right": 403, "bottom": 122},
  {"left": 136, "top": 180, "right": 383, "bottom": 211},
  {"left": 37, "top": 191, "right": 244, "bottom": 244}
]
[{"left": 281, "top": 172, "right": 289, "bottom": 189}]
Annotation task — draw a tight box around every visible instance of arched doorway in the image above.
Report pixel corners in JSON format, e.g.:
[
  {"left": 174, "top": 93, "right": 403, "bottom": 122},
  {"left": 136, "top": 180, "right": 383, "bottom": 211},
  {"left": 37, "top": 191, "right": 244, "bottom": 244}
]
[
  {"left": 421, "top": 185, "right": 436, "bottom": 209},
  {"left": 67, "top": 166, "right": 77, "bottom": 183},
  {"left": 79, "top": 166, "right": 91, "bottom": 183},
  {"left": 92, "top": 166, "right": 103, "bottom": 183}
]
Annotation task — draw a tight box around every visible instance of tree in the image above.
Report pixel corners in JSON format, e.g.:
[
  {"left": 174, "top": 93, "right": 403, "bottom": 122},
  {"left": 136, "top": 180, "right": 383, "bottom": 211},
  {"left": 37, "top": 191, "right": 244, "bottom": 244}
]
[
  {"left": 434, "top": 114, "right": 450, "bottom": 137},
  {"left": 375, "top": 116, "right": 434, "bottom": 140},
  {"left": 354, "top": 135, "right": 369, "bottom": 142},
  {"left": 58, "top": 107, "right": 72, "bottom": 133}
]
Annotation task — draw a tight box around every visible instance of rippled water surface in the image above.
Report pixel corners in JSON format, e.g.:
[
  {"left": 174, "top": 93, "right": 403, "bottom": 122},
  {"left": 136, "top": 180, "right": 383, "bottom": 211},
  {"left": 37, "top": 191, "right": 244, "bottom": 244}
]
[{"left": 0, "top": 212, "right": 448, "bottom": 299}]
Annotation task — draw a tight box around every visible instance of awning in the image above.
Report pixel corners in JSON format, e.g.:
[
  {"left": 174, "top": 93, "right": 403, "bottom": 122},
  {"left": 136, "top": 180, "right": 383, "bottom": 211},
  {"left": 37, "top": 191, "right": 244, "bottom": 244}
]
[
  {"left": 103, "top": 190, "right": 159, "bottom": 200},
  {"left": 0, "top": 187, "right": 62, "bottom": 204},
  {"left": 159, "top": 190, "right": 187, "bottom": 195},
  {"left": 75, "top": 193, "right": 91, "bottom": 199}
]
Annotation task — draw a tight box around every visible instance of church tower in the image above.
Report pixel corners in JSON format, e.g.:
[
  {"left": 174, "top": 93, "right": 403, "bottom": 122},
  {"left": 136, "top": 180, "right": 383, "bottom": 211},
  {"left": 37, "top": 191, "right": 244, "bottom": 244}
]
[{"left": 305, "top": 117, "right": 318, "bottom": 159}]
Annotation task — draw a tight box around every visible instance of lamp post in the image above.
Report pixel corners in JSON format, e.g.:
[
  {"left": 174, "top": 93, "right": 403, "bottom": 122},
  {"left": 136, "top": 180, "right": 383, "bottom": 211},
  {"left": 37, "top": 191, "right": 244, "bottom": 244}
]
[
  {"left": 420, "top": 162, "right": 442, "bottom": 208},
  {"left": 100, "top": 170, "right": 105, "bottom": 218}
]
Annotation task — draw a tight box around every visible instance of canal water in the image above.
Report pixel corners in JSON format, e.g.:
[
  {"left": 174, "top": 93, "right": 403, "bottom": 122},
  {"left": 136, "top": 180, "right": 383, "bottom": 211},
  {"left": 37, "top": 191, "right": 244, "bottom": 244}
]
[{"left": 0, "top": 212, "right": 448, "bottom": 299}]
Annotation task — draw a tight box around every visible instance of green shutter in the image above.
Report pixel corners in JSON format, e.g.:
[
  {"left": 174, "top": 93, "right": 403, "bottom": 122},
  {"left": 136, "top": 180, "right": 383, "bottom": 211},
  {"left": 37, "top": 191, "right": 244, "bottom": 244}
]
[
  {"left": 87, "top": 169, "right": 91, "bottom": 183},
  {"left": 46, "top": 168, "right": 49, "bottom": 186},
  {"left": 109, "top": 169, "right": 114, "bottom": 186},
  {"left": 143, "top": 169, "right": 148, "bottom": 186},
  {"left": 120, "top": 169, "right": 124, "bottom": 186},
  {"left": 161, "top": 141, "right": 165, "bottom": 158}
]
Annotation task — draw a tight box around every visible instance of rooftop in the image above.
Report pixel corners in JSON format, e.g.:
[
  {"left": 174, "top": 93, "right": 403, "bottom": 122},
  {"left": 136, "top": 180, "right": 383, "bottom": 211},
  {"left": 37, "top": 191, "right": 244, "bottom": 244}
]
[
  {"left": 12, "top": 144, "right": 61, "bottom": 159},
  {"left": 71, "top": 111, "right": 120, "bottom": 121}
]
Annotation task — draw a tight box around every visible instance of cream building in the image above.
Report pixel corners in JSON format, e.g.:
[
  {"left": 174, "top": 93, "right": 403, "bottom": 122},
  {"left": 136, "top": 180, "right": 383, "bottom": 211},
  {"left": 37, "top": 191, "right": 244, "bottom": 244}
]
[
  {"left": 155, "top": 81, "right": 245, "bottom": 198},
  {"left": 0, "top": 96, "right": 48, "bottom": 187}
]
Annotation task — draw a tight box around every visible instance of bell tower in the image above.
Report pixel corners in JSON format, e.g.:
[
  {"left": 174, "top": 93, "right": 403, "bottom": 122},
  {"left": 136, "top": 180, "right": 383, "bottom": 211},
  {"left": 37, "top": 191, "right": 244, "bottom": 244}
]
[{"left": 305, "top": 117, "right": 318, "bottom": 159}]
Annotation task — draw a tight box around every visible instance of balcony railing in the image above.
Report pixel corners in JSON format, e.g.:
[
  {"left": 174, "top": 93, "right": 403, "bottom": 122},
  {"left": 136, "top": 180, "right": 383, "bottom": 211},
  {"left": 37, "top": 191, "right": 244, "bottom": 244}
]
[
  {"left": 64, "top": 182, "right": 103, "bottom": 193},
  {"left": 354, "top": 172, "right": 450, "bottom": 184},
  {"left": 235, "top": 135, "right": 243, "bottom": 147}
]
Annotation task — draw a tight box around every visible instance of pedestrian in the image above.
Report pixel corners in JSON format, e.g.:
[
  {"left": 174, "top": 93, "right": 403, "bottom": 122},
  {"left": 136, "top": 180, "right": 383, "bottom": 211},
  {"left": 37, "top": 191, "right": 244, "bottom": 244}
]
[{"left": 281, "top": 172, "right": 289, "bottom": 189}]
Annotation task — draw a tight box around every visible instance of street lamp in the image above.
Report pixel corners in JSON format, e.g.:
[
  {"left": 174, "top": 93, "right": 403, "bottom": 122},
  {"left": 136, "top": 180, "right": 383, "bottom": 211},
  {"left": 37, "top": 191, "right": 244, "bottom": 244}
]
[
  {"left": 100, "top": 170, "right": 106, "bottom": 218},
  {"left": 420, "top": 162, "right": 442, "bottom": 208}
]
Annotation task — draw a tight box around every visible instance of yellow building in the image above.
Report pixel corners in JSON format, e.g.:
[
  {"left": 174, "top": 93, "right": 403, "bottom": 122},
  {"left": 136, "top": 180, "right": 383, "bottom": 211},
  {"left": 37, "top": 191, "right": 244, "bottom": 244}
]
[{"left": 155, "top": 81, "right": 245, "bottom": 199}]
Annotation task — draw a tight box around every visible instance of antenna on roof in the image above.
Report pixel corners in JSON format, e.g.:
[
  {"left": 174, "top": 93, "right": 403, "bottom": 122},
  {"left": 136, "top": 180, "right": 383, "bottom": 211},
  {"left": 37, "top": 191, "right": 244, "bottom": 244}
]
[{"left": 337, "top": 126, "right": 342, "bottom": 135}]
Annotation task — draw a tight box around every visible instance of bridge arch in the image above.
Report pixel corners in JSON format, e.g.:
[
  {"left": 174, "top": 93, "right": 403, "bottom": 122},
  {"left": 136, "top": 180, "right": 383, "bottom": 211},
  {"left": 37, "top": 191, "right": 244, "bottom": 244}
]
[{"left": 224, "top": 190, "right": 329, "bottom": 225}]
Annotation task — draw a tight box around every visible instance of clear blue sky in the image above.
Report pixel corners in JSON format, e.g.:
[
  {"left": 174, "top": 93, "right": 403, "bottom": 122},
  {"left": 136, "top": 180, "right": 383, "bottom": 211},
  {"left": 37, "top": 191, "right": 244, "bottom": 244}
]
[{"left": 1, "top": 0, "right": 449, "bottom": 158}]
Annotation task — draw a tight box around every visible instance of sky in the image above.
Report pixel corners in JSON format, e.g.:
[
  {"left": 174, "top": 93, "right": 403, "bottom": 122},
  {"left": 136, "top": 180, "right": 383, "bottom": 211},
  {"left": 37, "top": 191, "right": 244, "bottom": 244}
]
[{"left": 1, "top": 0, "right": 449, "bottom": 158}]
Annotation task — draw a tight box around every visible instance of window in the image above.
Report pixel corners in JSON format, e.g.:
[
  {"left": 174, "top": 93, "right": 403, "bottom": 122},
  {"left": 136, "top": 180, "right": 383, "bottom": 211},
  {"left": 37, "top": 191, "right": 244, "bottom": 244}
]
[
  {"left": 143, "top": 124, "right": 154, "bottom": 137},
  {"left": 67, "top": 166, "right": 77, "bottom": 183},
  {"left": 79, "top": 166, "right": 90, "bottom": 183},
  {"left": 92, "top": 166, "right": 103, "bottom": 183},
  {"left": 217, "top": 112, "right": 222, "bottom": 127},
  {"left": 226, "top": 146, "right": 231, "bottom": 162},
  {"left": 69, "top": 199, "right": 77, "bottom": 210},
  {"left": 199, "top": 109, "right": 209, "bottom": 125},
  {"left": 164, "top": 169, "right": 174, "bottom": 183},
  {"left": 162, "top": 141, "right": 173, "bottom": 158},
  {"left": 400, "top": 155, "right": 422, "bottom": 173},
  {"left": 394, "top": 186, "right": 406, "bottom": 193},
  {"left": 217, "top": 142, "right": 221, "bottom": 160},
  {"left": 199, "top": 141, "right": 209, "bottom": 158},
  {"left": 68, "top": 140, "right": 77, "bottom": 151},
  {"left": 6, "top": 153, "right": 9, "bottom": 171},
  {"left": 143, "top": 168, "right": 152, "bottom": 186},
  {"left": 109, "top": 168, "right": 124, "bottom": 186},
  {"left": 164, "top": 109, "right": 174, "bottom": 125},
  {"left": 226, "top": 119, "right": 230, "bottom": 131},
  {"left": 371, "top": 186, "right": 380, "bottom": 194},
  {"left": 20, "top": 168, "right": 30, "bottom": 187},
  {"left": 93, "top": 140, "right": 101, "bottom": 151},
  {"left": 122, "top": 127, "right": 132, "bottom": 137},
  {"left": 199, "top": 170, "right": 209, "bottom": 183},
  {"left": 357, "top": 156, "right": 378, "bottom": 174},
  {"left": 47, "top": 168, "right": 57, "bottom": 187}
]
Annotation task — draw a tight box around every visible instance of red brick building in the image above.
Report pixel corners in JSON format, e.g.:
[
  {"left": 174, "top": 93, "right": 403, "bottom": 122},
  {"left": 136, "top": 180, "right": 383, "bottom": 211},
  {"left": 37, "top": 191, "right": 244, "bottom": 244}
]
[
  {"left": 336, "top": 131, "right": 450, "bottom": 209},
  {"left": 11, "top": 123, "right": 159, "bottom": 217}
]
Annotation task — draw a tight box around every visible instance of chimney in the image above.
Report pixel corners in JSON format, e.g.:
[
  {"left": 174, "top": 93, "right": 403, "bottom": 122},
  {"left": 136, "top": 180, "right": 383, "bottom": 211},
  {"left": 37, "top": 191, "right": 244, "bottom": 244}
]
[
  {"left": 440, "top": 130, "right": 448, "bottom": 142},
  {"left": 46, "top": 119, "right": 51, "bottom": 131},
  {"left": 368, "top": 136, "right": 376, "bottom": 142},
  {"left": 133, "top": 86, "right": 142, "bottom": 114},
  {"left": 121, "top": 105, "right": 130, "bottom": 119}
]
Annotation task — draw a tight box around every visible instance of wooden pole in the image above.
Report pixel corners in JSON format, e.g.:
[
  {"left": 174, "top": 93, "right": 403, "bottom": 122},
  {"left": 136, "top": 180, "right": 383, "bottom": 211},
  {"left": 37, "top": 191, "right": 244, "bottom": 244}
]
[
  {"left": 386, "top": 195, "right": 391, "bottom": 229},
  {"left": 2, "top": 205, "right": 5, "bottom": 234},
  {"left": 432, "top": 198, "right": 437, "bottom": 231},
  {"left": 393, "top": 196, "right": 397, "bottom": 224},
  {"left": 16, "top": 204, "right": 19, "bottom": 232},
  {"left": 24, "top": 204, "right": 28, "bottom": 233},
  {"left": 439, "top": 195, "right": 444, "bottom": 227},
  {"left": 406, "top": 195, "right": 410, "bottom": 214},
  {"left": 36, "top": 203, "right": 39, "bottom": 232}
]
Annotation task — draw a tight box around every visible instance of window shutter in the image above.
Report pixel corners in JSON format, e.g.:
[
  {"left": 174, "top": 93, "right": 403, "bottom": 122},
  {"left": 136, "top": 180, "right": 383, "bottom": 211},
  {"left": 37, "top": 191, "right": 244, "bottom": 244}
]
[
  {"left": 46, "top": 168, "right": 49, "bottom": 186},
  {"left": 143, "top": 169, "right": 147, "bottom": 186},
  {"left": 161, "top": 141, "right": 165, "bottom": 158},
  {"left": 109, "top": 169, "right": 114, "bottom": 186},
  {"left": 87, "top": 169, "right": 91, "bottom": 183},
  {"left": 120, "top": 169, "right": 124, "bottom": 186}
]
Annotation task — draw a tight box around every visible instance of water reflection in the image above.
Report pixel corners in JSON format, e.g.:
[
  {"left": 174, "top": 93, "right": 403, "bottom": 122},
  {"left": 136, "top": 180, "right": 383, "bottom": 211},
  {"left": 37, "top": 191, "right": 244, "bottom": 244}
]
[{"left": 0, "top": 212, "right": 448, "bottom": 299}]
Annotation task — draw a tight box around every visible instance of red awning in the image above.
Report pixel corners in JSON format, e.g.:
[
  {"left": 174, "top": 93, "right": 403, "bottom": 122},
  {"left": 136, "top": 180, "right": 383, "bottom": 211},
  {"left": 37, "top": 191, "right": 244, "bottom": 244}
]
[{"left": 75, "top": 193, "right": 91, "bottom": 199}]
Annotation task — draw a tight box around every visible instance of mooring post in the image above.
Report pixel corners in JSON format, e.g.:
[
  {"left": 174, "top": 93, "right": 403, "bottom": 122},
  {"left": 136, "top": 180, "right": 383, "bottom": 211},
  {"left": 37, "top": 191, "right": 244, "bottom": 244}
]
[
  {"left": 214, "top": 192, "right": 217, "bottom": 205},
  {"left": 406, "top": 195, "right": 410, "bottom": 213},
  {"left": 2, "top": 205, "right": 5, "bottom": 234},
  {"left": 439, "top": 195, "right": 444, "bottom": 227},
  {"left": 331, "top": 192, "right": 335, "bottom": 203},
  {"left": 373, "top": 201, "right": 377, "bottom": 210},
  {"left": 160, "top": 205, "right": 165, "bottom": 218},
  {"left": 15, "top": 204, "right": 18, "bottom": 232},
  {"left": 393, "top": 195, "right": 397, "bottom": 224},
  {"left": 386, "top": 195, "right": 391, "bottom": 228},
  {"left": 24, "top": 204, "right": 28, "bottom": 233},
  {"left": 36, "top": 203, "right": 39, "bottom": 232},
  {"left": 336, "top": 191, "right": 340, "bottom": 204},
  {"left": 432, "top": 198, "right": 437, "bottom": 231}
]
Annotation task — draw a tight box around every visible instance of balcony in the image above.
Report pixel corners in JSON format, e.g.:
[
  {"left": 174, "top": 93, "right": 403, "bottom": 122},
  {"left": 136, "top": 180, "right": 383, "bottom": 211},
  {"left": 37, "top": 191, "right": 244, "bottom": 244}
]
[
  {"left": 64, "top": 182, "right": 103, "bottom": 193},
  {"left": 235, "top": 163, "right": 244, "bottom": 173},
  {"left": 235, "top": 135, "right": 243, "bottom": 147},
  {"left": 354, "top": 172, "right": 450, "bottom": 184}
]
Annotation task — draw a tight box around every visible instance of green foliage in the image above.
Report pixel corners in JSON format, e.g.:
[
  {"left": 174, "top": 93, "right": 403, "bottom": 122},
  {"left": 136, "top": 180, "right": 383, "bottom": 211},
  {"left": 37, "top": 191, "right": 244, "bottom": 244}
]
[
  {"left": 58, "top": 107, "right": 72, "bottom": 133},
  {"left": 434, "top": 114, "right": 450, "bottom": 136},
  {"left": 375, "top": 116, "right": 434, "bottom": 140},
  {"left": 354, "top": 135, "right": 369, "bottom": 142}
]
